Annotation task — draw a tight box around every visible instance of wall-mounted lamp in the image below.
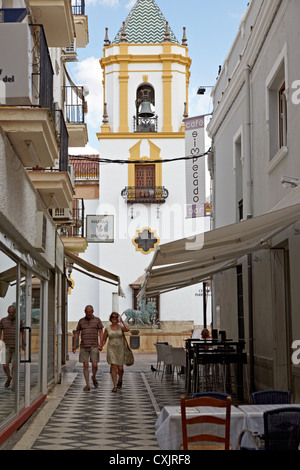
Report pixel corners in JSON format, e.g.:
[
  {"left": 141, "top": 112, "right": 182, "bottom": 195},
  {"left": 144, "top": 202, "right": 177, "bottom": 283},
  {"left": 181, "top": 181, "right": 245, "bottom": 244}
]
[
  {"left": 281, "top": 176, "right": 300, "bottom": 188},
  {"left": 197, "top": 86, "right": 213, "bottom": 95}
]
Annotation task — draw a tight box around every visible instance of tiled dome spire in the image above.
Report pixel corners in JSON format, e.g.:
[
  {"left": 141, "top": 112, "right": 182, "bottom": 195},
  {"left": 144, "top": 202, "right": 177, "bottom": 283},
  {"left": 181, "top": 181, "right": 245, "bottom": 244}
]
[{"left": 113, "top": 0, "right": 179, "bottom": 44}]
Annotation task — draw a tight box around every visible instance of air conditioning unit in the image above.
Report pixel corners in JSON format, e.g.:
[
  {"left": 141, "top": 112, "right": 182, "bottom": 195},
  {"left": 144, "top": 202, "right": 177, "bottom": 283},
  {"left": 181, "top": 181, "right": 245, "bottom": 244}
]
[
  {"left": 36, "top": 212, "right": 47, "bottom": 253},
  {"left": 62, "top": 40, "right": 77, "bottom": 62},
  {"left": 52, "top": 207, "right": 72, "bottom": 220}
]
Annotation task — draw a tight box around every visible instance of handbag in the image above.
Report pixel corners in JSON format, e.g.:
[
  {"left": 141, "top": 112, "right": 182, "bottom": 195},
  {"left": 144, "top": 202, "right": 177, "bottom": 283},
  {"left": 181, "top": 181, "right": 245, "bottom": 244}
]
[{"left": 123, "top": 333, "right": 134, "bottom": 366}]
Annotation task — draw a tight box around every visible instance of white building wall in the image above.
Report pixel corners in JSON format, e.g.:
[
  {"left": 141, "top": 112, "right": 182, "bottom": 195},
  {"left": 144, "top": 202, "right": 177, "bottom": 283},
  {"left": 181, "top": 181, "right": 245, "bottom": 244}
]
[
  {"left": 98, "top": 133, "right": 209, "bottom": 321},
  {"left": 207, "top": 0, "right": 300, "bottom": 396}
]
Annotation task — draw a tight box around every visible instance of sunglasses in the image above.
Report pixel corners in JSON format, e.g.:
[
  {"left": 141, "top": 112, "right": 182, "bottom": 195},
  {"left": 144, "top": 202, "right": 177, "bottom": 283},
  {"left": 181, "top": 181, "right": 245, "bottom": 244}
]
[{"left": 111, "top": 315, "right": 119, "bottom": 319}]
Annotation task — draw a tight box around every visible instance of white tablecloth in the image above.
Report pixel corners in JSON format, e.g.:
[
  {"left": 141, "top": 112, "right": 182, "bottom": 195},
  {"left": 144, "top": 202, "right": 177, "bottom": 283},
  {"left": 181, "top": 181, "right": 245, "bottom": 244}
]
[
  {"left": 237, "top": 404, "right": 300, "bottom": 448},
  {"left": 155, "top": 405, "right": 245, "bottom": 450}
]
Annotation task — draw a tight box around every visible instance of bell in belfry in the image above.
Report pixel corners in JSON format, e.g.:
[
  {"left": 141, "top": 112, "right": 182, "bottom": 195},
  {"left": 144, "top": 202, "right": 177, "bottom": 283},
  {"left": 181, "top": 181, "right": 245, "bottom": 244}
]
[{"left": 138, "top": 100, "right": 155, "bottom": 117}]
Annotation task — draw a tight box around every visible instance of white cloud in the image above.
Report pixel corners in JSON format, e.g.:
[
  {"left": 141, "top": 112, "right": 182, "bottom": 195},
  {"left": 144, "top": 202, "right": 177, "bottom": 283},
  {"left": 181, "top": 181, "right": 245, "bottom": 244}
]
[
  {"left": 85, "top": 0, "right": 134, "bottom": 8},
  {"left": 125, "top": 0, "right": 135, "bottom": 8},
  {"left": 85, "top": 0, "right": 120, "bottom": 6},
  {"left": 71, "top": 57, "right": 103, "bottom": 132},
  {"left": 69, "top": 144, "right": 99, "bottom": 156}
]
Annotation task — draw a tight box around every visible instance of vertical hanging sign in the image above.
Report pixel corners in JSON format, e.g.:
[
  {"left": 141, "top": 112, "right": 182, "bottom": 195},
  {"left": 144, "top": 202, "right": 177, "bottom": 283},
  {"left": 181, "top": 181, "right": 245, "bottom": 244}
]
[{"left": 185, "top": 116, "right": 206, "bottom": 218}]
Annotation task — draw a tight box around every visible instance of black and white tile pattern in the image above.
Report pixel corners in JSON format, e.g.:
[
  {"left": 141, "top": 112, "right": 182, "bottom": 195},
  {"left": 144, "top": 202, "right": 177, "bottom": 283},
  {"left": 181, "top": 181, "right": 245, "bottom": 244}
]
[{"left": 15, "top": 356, "right": 187, "bottom": 451}]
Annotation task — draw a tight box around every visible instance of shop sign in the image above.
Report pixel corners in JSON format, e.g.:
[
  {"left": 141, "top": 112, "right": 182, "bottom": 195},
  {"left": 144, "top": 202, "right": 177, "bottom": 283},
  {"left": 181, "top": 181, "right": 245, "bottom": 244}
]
[
  {"left": 86, "top": 215, "right": 114, "bottom": 243},
  {"left": 0, "top": 23, "right": 31, "bottom": 105},
  {"left": 184, "top": 115, "right": 206, "bottom": 218}
]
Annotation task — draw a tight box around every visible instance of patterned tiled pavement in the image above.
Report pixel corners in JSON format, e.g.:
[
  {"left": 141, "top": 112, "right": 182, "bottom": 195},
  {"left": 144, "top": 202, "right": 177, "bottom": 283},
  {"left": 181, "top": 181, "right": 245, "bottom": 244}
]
[{"left": 3, "top": 354, "right": 187, "bottom": 451}]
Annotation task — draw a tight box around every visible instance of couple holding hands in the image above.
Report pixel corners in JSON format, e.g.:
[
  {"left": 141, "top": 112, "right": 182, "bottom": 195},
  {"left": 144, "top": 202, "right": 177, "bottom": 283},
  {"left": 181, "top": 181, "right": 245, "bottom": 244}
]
[{"left": 73, "top": 306, "right": 130, "bottom": 392}]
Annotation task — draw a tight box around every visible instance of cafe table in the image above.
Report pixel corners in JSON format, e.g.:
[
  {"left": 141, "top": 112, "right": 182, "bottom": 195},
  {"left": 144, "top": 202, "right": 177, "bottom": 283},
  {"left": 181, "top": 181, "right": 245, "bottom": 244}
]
[
  {"left": 155, "top": 405, "right": 245, "bottom": 450},
  {"left": 237, "top": 404, "right": 300, "bottom": 448}
]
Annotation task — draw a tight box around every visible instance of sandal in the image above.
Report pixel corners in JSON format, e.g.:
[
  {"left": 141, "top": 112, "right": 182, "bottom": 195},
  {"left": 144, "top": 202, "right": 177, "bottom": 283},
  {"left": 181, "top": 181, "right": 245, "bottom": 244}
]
[
  {"left": 111, "top": 387, "right": 118, "bottom": 393},
  {"left": 117, "top": 381, "right": 122, "bottom": 389},
  {"left": 83, "top": 385, "right": 90, "bottom": 391},
  {"left": 4, "top": 377, "right": 12, "bottom": 389},
  {"left": 92, "top": 378, "right": 99, "bottom": 388}
]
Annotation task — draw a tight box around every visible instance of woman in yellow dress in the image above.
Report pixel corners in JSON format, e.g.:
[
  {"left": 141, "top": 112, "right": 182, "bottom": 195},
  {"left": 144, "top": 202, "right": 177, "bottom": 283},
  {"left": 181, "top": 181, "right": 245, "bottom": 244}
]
[{"left": 100, "top": 312, "right": 130, "bottom": 392}]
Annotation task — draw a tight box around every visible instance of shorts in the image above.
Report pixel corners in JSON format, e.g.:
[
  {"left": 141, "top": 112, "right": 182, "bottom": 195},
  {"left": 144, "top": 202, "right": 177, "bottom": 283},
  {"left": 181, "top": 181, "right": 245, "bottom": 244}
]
[
  {"left": 6, "top": 346, "right": 15, "bottom": 364},
  {"left": 79, "top": 346, "right": 99, "bottom": 363}
]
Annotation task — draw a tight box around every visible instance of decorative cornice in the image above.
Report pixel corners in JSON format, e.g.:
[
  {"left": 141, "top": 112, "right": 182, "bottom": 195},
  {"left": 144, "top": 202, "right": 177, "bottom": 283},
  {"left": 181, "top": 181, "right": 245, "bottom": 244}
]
[
  {"left": 97, "top": 132, "right": 185, "bottom": 140},
  {"left": 100, "top": 53, "right": 191, "bottom": 69}
]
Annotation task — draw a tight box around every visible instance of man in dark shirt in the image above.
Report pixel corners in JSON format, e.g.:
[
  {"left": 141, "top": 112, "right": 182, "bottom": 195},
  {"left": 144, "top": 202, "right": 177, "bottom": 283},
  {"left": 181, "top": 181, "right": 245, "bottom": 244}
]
[
  {"left": 73, "top": 305, "right": 103, "bottom": 391},
  {"left": 0, "top": 305, "right": 17, "bottom": 389}
]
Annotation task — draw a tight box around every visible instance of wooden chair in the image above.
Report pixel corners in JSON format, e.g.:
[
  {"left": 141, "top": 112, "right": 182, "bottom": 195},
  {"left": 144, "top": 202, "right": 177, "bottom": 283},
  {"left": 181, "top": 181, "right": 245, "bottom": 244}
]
[{"left": 180, "top": 395, "right": 232, "bottom": 450}]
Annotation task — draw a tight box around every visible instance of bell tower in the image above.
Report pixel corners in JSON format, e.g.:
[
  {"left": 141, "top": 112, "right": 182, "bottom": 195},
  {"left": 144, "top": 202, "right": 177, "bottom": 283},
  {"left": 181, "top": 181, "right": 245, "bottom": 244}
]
[{"left": 97, "top": 0, "right": 195, "bottom": 320}]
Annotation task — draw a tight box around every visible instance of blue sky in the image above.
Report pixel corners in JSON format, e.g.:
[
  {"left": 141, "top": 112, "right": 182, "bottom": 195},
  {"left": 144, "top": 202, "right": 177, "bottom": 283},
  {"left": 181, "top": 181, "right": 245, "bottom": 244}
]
[{"left": 69, "top": 0, "right": 249, "bottom": 154}]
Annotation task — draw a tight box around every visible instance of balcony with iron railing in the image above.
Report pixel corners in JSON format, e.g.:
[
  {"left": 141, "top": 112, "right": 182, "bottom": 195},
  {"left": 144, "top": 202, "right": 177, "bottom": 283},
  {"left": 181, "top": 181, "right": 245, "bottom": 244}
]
[
  {"left": 29, "top": 0, "right": 75, "bottom": 48},
  {"left": 0, "top": 23, "right": 59, "bottom": 168},
  {"left": 59, "top": 198, "right": 88, "bottom": 253},
  {"left": 121, "top": 186, "right": 169, "bottom": 204},
  {"left": 71, "top": 0, "right": 89, "bottom": 48},
  {"left": 72, "top": 0, "right": 85, "bottom": 15},
  {"left": 64, "top": 85, "right": 88, "bottom": 147}
]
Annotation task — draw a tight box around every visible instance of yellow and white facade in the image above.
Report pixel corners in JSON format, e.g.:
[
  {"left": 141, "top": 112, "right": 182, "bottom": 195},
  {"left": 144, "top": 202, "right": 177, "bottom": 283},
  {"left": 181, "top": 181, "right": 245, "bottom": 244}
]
[{"left": 96, "top": 0, "right": 207, "bottom": 321}]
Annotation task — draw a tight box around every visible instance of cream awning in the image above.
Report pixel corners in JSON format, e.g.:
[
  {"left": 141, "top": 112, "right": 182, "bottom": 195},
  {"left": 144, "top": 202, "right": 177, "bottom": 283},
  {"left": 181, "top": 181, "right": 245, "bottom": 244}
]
[
  {"left": 139, "top": 203, "right": 300, "bottom": 297},
  {"left": 64, "top": 249, "right": 120, "bottom": 288}
]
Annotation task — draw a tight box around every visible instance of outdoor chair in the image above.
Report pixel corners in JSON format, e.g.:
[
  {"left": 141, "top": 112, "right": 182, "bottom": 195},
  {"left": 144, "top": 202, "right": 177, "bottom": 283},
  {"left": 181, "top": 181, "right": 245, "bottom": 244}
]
[
  {"left": 237, "top": 407, "right": 300, "bottom": 450},
  {"left": 160, "top": 344, "right": 173, "bottom": 380},
  {"left": 170, "top": 347, "right": 186, "bottom": 381},
  {"left": 193, "top": 391, "right": 231, "bottom": 401},
  {"left": 251, "top": 389, "right": 291, "bottom": 405},
  {"left": 180, "top": 395, "right": 232, "bottom": 450},
  {"left": 154, "top": 343, "right": 166, "bottom": 376}
]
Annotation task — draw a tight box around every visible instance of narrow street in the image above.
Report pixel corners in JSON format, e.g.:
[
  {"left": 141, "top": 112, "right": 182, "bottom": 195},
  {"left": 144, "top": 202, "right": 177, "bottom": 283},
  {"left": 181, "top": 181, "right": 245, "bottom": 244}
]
[{"left": 1, "top": 354, "right": 186, "bottom": 451}]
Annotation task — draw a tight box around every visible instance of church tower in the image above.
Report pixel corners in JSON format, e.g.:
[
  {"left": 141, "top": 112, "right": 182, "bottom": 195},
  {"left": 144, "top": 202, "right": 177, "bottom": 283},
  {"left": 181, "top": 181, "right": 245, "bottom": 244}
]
[{"left": 97, "top": 0, "right": 202, "bottom": 322}]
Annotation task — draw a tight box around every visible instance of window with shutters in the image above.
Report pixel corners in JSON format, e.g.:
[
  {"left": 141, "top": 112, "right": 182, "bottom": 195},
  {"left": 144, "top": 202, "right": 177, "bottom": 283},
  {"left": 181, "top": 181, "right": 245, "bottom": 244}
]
[{"left": 135, "top": 164, "right": 155, "bottom": 199}]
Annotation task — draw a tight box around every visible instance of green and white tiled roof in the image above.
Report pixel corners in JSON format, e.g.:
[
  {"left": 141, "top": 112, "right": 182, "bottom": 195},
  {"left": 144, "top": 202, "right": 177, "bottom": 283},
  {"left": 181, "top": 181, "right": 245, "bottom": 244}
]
[{"left": 113, "top": 0, "right": 179, "bottom": 44}]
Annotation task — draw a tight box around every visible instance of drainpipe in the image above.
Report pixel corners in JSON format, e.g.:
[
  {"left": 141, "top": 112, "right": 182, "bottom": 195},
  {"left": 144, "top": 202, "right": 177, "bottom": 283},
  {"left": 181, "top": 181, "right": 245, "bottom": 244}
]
[{"left": 245, "top": 65, "right": 255, "bottom": 392}]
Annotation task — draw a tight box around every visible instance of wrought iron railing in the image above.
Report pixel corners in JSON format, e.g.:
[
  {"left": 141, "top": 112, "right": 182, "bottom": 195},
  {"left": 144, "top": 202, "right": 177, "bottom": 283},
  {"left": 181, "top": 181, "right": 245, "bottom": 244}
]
[
  {"left": 59, "top": 198, "right": 85, "bottom": 238},
  {"left": 121, "top": 186, "right": 169, "bottom": 203},
  {"left": 133, "top": 116, "right": 158, "bottom": 133},
  {"left": 71, "top": 198, "right": 85, "bottom": 237},
  {"left": 64, "top": 85, "right": 85, "bottom": 124},
  {"left": 72, "top": 0, "right": 85, "bottom": 15},
  {"left": 30, "top": 24, "right": 55, "bottom": 121},
  {"left": 55, "top": 109, "right": 69, "bottom": 172}
]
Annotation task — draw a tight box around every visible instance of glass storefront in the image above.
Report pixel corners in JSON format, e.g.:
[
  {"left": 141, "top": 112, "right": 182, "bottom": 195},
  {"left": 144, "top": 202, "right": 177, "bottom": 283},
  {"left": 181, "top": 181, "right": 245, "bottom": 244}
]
[
  {"left": 0, "top": 248, "right": 44, "bottom": 431},
  {"left": 0, "top": 250, "right": 18, "bottom": 427}
]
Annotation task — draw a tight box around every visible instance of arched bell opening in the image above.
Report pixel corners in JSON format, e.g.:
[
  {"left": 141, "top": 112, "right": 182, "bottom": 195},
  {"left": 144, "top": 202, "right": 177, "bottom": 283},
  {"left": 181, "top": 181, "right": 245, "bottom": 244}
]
[{"left": 134, "top": 83, "right": 157, "bottom": 132}]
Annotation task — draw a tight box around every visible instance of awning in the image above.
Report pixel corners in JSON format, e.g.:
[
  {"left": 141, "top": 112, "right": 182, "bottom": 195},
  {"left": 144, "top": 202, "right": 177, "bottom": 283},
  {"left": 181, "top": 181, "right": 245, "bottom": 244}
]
[
  {"left": 64, "top": 249, "right": 121, "bottom": 290},
  {"left": 139, "top": 202, "right": 300, "bottom": 297}
]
